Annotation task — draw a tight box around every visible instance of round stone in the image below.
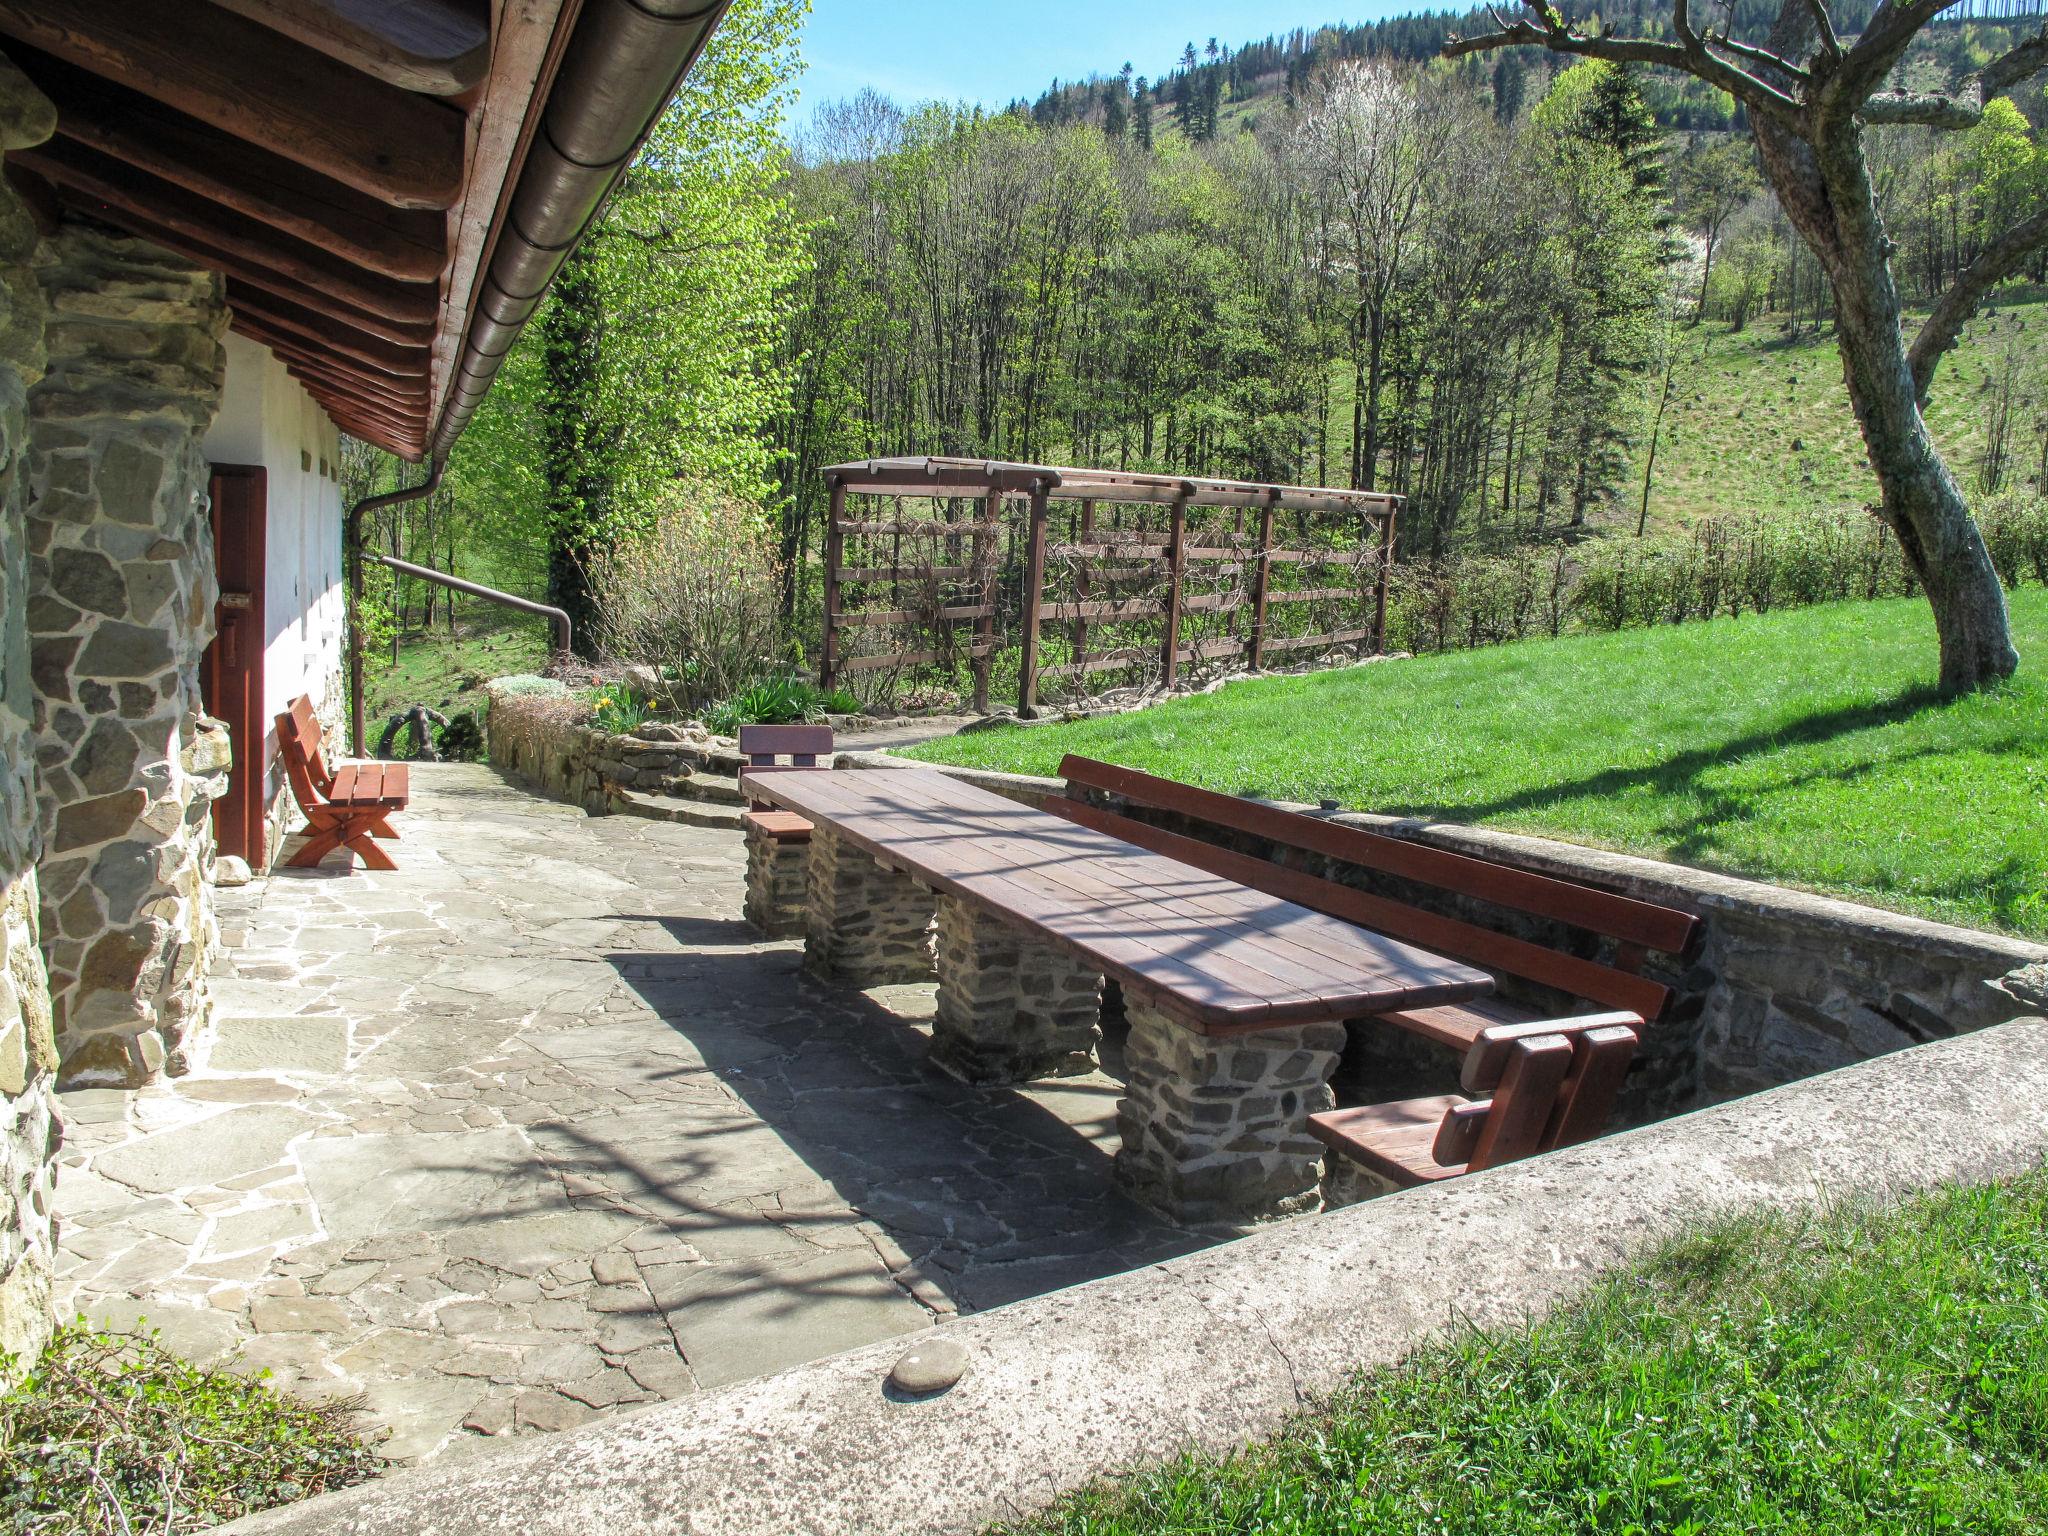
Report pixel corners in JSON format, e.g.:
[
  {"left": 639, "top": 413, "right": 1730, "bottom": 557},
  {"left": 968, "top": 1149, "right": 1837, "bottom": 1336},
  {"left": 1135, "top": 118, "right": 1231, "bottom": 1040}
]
[{"left": 887, "top": 1339, "right": 968, "bottom": 1397}]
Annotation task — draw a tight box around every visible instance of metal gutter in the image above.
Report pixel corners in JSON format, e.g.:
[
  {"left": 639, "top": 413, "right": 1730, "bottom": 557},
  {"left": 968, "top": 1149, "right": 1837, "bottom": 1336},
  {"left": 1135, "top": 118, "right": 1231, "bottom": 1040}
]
[
  {"left": 346, "top": 462, "right": 443, "bottom": 756},
  {"left": 427, "top": 0, "right": 730, "bottom": 461}
]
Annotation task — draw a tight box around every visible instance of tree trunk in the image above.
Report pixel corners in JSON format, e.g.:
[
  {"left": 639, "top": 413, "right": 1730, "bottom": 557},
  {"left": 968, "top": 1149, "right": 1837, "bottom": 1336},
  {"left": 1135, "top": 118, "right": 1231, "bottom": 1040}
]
[{"left": 1755, "top": 115, "right": 2018, "bottom": 693}]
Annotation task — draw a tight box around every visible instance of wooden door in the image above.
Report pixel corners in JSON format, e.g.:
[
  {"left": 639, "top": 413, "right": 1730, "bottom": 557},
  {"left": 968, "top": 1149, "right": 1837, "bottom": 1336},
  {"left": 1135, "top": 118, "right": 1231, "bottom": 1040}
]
[{"left": 201, "top": 464, "right": 267, "bottom": 865}]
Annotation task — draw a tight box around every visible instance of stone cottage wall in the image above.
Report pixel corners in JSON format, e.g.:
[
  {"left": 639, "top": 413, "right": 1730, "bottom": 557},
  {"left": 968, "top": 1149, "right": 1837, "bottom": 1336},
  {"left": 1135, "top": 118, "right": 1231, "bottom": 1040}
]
[
  {"left": 25, "top": 226, "right": 230, "bottom": 1087},
  {"left": 0, "top": 53, "right": 61, "bottom": 1367}
]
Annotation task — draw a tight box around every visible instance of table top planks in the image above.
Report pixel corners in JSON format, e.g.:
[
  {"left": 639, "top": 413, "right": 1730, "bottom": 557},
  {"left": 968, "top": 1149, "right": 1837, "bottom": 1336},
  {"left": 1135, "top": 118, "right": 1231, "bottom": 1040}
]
[{"left": 741, "top": 766, "right": 1492, "bottom": 1033}]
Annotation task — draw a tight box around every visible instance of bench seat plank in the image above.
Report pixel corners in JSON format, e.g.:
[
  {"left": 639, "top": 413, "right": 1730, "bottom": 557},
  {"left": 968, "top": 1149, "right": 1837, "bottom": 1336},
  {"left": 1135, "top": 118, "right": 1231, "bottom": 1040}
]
[
  {"left": 742, "top": 808, "right": 814, "bottom": 843},
  {"left": 1373, "top": 995, "right": 1542, "bottom": 1053},
  {"left": 1309, "top": 1097, "right": 1470, "bottom": 1185},
  {"left": 743, "top": 767, "right": 1493, "bottom": 1033},
  {"left": 329, "top": 762, "right": 410, "bottom": 807}
]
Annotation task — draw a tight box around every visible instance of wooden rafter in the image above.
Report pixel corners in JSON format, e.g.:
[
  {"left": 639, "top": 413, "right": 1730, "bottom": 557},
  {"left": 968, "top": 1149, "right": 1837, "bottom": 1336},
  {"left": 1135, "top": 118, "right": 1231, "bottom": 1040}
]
[
  {"left": 0, "top": 0, "right": 465, "bottom": 209},
  {"left": 18, "top": 140, "right": 440, "bottom": 327},
  {"left": 211, "top": 0, "right": 491, "bottom": 97},
  {"left": 18, "top": 47, "right": 445, "bottom": 284},
  {"left": 225, "top": 283, "right": 432, "bottom": 379}
]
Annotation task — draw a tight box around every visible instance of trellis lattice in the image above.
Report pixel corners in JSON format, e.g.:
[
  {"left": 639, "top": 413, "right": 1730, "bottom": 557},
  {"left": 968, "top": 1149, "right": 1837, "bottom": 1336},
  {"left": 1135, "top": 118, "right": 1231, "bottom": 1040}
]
[{"left": 821, "top": 458, "right": 1399, "bottom": 713}]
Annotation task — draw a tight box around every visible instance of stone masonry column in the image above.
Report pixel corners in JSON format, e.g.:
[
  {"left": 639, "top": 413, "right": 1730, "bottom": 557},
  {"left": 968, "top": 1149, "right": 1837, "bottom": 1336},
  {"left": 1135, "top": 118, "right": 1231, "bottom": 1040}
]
[
  {"left": 0, "top": 53, "right": 62, "bottom": 1368},
  {"left": 741, "top": 816, "right": 810, "bottom": 938},
  {"left": 802, "top": 822, "right": 935, "bottom": 986},
  {"left": 930, "top": 894, "right": 1101, "bottom": 1083},
  {"left": 25, "top": 224, "right": 230, "bottom": 1086},
  {"left": 1114, "top": 997, "right": 1346, "bottom": 1226}
]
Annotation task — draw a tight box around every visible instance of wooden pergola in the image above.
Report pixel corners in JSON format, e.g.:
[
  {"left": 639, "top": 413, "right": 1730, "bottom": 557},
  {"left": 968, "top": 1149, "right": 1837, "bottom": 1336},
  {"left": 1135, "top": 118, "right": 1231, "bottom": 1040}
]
[{"left": 822, "top": 457, "right": 1402, "bottom": 713}]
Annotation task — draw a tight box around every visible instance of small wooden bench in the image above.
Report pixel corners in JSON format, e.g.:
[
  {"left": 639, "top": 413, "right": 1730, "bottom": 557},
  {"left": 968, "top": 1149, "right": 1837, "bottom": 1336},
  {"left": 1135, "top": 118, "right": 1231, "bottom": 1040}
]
[
  {"left": 738, "top": 724, "right": 831, "bottom": 935},
  {"left": 1051, "top": 755, "right": 1698, "bottom": 1184},
  {"left": 276, "top": 696, "right": 409, "bottom": 870},
  {"left": 1310, "top": 1013, "right": 1640, "bottom": 1189}
]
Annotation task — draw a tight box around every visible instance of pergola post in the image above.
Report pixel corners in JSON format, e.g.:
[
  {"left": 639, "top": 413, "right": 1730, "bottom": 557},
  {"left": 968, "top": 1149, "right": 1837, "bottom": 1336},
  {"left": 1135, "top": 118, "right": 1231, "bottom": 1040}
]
[
  {"left": 1159, "top": 487, "right": 1190, "bottom": 690},
  {"left": 821, "top": 476, "right": 845, "bottom": 690},
  {"left": 1249, "top": 491, "right": 1277, "bottom": 671},
  {"left": 1073, "top": 498, "right": 1094, "bottom": 682},
  {"left": 1017, "top": 479, "right": 1050, "bottom": 716},
  {"left": 971, "top": 490, "right": 998, "bottom": 714},
  {"left": 1373, "top": 503, "right": 1396, "bottom": 655}
]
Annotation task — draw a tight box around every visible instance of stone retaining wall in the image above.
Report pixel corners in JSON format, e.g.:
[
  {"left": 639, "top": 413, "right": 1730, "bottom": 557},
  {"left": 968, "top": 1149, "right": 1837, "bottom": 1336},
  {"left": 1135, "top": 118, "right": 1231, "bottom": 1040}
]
[
  {"left": 838, "top": 753, "right": 2048, "bottom": 1118},
  {"left": 26, "top": 225, "right": 230, "bottom": 1086},
  {"left": 0, "top": 54, "right": 59, "bottom": 1368},
  {"left": 484, "top": 687, "right": 710, "bottom": 814},
  {"left": 221, "top": 1018, "right": 2048, "bottom": 1536}
]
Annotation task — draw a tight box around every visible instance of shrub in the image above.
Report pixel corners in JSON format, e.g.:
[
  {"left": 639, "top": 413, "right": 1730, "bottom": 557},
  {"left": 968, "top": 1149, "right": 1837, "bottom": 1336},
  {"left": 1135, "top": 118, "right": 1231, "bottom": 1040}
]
[
  {"left": 487, "top": 673, "right": 569, "bottom": 699},
  {"left": 589, "top": 485, "right": 788, "bottom": 710},
  {"left": 0, "top": 1324, "right": 377, "bottom": 1535},
  {"left": 587, "top": 682, "right": 649, "bottom": 736},
  {"left": 703, "top": 676, "right": 857, "bottom": 735}
]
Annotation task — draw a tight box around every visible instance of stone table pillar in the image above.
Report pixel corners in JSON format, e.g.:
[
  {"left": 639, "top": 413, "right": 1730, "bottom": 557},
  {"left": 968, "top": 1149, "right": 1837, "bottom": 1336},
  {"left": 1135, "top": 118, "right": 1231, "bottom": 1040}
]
[
  {"left": 929, "top": 894, "right": 1101, "bottom": 1083},
  {"left": 741, "top": 812, "right": 810, "bottom": 938},
  {"left": 1114, "top": 997, "right": 1346, "bottom": 1226},
  {"left": 802, "top": 823, "right": 935, "bottom": 986}
]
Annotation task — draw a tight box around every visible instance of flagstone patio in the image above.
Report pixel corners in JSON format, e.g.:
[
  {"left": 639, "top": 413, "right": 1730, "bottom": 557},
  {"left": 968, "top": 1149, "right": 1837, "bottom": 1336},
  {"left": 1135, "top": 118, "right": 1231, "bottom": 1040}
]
[{"left": 52, "top": 763, "right": 1199, "bottom": 1464}]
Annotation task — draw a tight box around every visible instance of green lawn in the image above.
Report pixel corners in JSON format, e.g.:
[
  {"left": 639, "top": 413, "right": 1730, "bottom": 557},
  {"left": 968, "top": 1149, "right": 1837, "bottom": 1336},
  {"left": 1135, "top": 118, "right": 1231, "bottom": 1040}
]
[
  {"left": 365, "top": 597, "right": 552, "bottom": 729},
  {"left": 907, "top": 589, "right": 2048, "bottom": 937},
  {"left": 998, "top": 1171, "right": 2048, "bottom": 1536}
]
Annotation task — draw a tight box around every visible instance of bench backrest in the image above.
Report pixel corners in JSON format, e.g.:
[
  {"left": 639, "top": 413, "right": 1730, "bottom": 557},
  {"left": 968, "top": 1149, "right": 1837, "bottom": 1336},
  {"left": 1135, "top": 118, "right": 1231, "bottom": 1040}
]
[
  {"left": 275, "top": 696, "right": 332, "bottom": 811},
  {"left": 737, "top": 723, "right": 833, "bottom": 771},
  {"left": 1054, "top": 755, "right": 1698, "bottom": 1020},
  {"left": 1433, "top": 1019, "right": 1639, "bottom": 1172}
]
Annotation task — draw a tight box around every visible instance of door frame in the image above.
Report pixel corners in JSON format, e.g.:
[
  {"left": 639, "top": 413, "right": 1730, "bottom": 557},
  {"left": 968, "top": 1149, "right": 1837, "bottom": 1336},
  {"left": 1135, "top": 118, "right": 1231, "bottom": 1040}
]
[{"left": 202, "top": 463, "right": 268, "bottom": 865}]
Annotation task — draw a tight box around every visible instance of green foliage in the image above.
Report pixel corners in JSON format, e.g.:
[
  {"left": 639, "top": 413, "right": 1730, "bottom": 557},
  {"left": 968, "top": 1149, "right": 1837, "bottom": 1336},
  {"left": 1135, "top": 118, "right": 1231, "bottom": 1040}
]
[
  {"left": 0, "top": 1324, "right": 376, "bottom": 1535},
  {"left": 436, "top": 709, "right": 485, "bottom": 762},
  {"left": 999, "top": 1170, "right": 2048, "bottom": 1535},
  {"left": 911, "top": 587, "right": 2048, "bottom": 937},
  {"left": 587, "top": 683, "right": 651, "bottom": 736},
  {"left": 703, "top": 675, "right": 855, "bottom": 734},
  {"left": 488, "top": 674, "right": 570, "bottom": 699}
]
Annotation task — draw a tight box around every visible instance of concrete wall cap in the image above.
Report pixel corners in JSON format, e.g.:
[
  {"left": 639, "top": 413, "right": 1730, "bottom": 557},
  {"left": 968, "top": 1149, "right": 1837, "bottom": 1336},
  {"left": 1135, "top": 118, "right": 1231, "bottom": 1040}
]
[{"left": 223, "top": 1018, "right": 2048, "bottom": 1536}]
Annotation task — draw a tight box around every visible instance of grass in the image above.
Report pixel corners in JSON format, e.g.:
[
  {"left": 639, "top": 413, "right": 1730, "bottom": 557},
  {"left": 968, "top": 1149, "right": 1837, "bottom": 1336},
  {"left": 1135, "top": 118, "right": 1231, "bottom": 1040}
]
[
  {"left": 0, "top": 1324, "right": 377, "bottom": 1535},
  {"left": 997, "top": 1169, "right": 2048, "bottom": 1536},
  {"left": 365, "top": 597, "right": 553, "bottom": 732},
  {"left": 907, "top": 588, "right": 2048, "bottom": 937}
]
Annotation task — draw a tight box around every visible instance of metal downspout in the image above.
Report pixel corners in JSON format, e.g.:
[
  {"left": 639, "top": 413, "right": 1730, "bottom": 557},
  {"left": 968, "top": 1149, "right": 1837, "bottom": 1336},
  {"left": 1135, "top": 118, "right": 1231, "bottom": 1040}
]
[{"left": 346, "top": 461, "right": 443, "bottom": 756}]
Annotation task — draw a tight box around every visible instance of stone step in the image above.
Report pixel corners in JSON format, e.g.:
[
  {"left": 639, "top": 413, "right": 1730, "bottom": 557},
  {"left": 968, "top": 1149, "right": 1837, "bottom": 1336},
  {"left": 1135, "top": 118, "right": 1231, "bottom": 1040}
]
[
  {"left": 609, "top": 788, "right": 744, "bottom": 831},
  {"left": 677, "top": 772, "right": 746, "bottom": 806}
]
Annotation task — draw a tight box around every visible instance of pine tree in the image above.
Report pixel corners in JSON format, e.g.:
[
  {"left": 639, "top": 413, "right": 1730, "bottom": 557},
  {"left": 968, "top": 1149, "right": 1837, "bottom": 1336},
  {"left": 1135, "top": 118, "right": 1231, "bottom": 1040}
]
[
  {"left": 1492, "top": 53, "right": 1527, "bottom": 124},
  {"left": 1133, "top": 77, "right": 1153, "bottom": 149}
]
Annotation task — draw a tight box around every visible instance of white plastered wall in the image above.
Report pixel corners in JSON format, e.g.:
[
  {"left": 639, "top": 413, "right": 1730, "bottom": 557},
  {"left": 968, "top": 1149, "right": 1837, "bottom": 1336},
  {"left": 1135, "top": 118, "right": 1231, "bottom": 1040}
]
[{"left": 201, "top": 333, "right": 347, "bottom": 859}]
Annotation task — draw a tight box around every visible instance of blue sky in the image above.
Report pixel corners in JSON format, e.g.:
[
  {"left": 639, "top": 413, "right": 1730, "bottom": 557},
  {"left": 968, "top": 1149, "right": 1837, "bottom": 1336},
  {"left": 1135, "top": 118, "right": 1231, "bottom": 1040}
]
[{"left": 797, "top": 2, "right": 1414, "bottom": 116}]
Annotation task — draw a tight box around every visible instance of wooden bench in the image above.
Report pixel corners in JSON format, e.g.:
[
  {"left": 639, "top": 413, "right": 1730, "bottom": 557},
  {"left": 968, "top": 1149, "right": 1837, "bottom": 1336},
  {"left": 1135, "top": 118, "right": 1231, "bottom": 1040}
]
[
  {"left": 275, "top": 696, "right": 409, "bottom": 870},
  {"left": 738, "top": 724, "right": 831, "bottom": 936},
  {"left": 1051, "top": 755, "right": 1698, "bottom": 1184},
  {"left": 1310, "top": 1013, "right": 1641, "bottom": 1189}
]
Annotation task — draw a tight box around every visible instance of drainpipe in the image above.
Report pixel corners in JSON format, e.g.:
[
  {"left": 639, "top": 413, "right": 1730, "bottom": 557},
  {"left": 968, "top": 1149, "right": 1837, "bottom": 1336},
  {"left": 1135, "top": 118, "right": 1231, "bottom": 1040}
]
[
  {"left": 346, "top": 460, "right": 442, "bottom": 757},
  {"left": 364, "top": 552, "right": 572, "bottom": 655}
]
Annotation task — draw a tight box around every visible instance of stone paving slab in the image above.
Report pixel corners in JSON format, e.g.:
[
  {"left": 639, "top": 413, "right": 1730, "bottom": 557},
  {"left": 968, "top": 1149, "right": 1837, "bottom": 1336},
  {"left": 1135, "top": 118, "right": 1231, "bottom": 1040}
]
[{"left": 52, "top": 764, "right": 1202, "bottom": 1466}]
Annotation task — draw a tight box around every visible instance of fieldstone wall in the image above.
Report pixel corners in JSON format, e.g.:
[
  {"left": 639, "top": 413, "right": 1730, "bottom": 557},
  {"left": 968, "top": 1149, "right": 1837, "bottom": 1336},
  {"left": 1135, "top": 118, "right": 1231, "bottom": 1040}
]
[
  {"left": 25, "top": 224, "right": 230, "bottom": 1087},
  {"left": 0, "top": 52, "right": 61, "bottom": 1368},
  {"left": 485, "top": 685, "right": 710, "bottom": 814},
  {"left": 802, "top": 824, "right": 936, "bottom": 987},
  {"left": 741, "top": 819, "right": 809, "bottom": 937}
]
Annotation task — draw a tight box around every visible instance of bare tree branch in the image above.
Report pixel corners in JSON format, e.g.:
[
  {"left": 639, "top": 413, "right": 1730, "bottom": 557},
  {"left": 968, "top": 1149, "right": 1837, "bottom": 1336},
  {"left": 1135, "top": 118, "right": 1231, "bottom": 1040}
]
[
  {"left": 1859, "top": 90, "right": 1983, "bottom": 127},
  {"left": 1444, "top": 0, "right": 1805, "bottom": 122},
  {"left": 1803, "top": 0, "right": 1843, "bottom": 60},
  {"left": 1832, "top": 0, "right": 1960, "bottom": 107},
  {"left": 1981, "top": 23, "right": 2048, "bottom": 100},
  {"left": 1910, "top": 203, "right": 2048, "bottom": 398}
]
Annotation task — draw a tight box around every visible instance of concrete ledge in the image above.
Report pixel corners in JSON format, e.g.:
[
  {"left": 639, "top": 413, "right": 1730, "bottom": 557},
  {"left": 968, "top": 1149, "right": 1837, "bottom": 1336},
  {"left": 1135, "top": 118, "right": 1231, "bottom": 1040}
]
[{"left": 227, "top": 1019, "right": 2048, "bottom": 1536}]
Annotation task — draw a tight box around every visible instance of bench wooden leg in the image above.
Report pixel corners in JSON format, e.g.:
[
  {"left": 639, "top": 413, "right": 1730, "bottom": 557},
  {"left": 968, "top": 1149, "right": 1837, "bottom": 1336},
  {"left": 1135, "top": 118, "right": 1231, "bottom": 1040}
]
[
  {"left": 930, "top": 895, "right": 1101, "bottom": 1083},
  {"left": 344, "top": 831, "right": 399, "bottom": 871},
  {"left": 801, "top": 823, "right": 934, "bottom": 986},
  {"left": 1113, "top": 998, "right": 1346, "bottom": 1226},
  {"left": 285, "top": 821, "right": 347, "bottom": 868}
]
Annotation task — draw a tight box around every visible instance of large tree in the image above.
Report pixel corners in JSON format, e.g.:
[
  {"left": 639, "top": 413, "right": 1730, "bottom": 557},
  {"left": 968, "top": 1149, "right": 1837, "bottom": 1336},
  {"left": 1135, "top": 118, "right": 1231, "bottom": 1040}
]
[{"left": 1447, "top": 0, "right": 2048, "bottom": 692}]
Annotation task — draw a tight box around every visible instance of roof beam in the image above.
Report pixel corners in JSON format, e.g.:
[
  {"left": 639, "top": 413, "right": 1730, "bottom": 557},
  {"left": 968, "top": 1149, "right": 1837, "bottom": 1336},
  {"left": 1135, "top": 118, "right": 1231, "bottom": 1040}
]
[
  {"left": 211, "top": 0, "right": 491, "bottom": 97},
  {"left": 239, "top": 326, "right": 431, "bottom": 404},
  {"left": 18, "top": 139, "right": 441, "bottom": 326},
  {"left": 0, "top": 0, "right": 465, "bottom": 209},
  {"left": 47, "top": 184, "right": 439, "bottom": 330},
  {"left": 225, "top": 282, "right": 432, "bottom": 379},
  {"left": 18, "top": 48, "right": 445, "bottom": 283}
]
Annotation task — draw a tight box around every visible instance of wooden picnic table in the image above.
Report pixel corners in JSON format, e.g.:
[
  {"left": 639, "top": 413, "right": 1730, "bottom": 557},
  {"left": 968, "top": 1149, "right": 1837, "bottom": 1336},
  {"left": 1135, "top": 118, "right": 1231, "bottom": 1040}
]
[{"left": 739, "top": 765, "right": 1493, "bottom": 1034}]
